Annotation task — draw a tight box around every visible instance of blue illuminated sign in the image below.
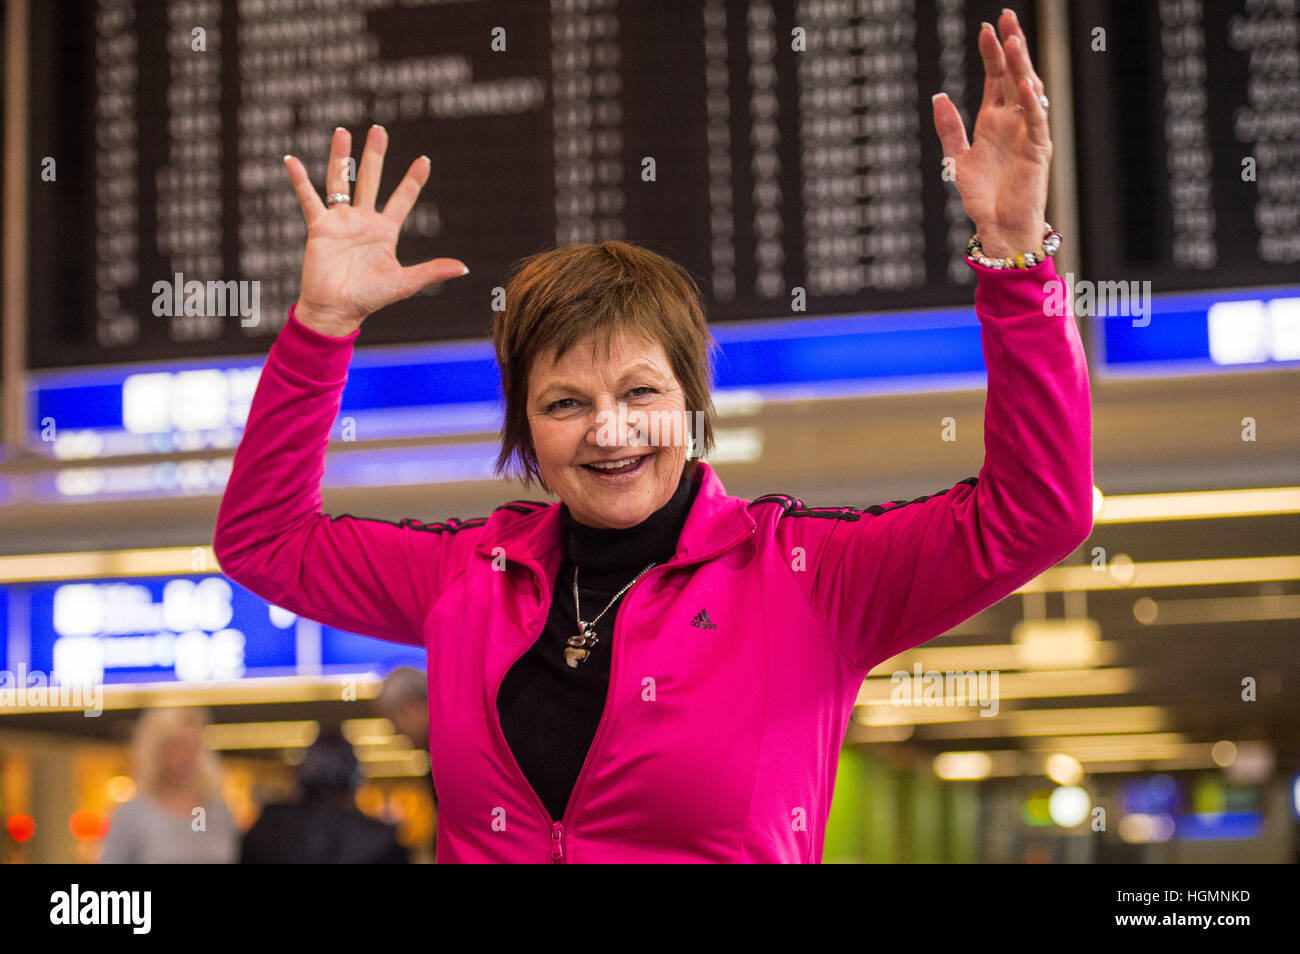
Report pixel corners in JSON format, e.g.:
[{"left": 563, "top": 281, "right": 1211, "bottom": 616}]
[
  {"left": 320, "top": 627, "right": 425, "bottom": 675},
  {"left": 28, "top": 284, "right": 1300, "bottom": 463},
  {"left": 16, "top": 574, "right": 424, "bottom": 686},
  {"left": 0, "top": 587, "right": 8, "bottom": 673},
  {"left": 1095, "top": 284, "right": 1300, "bottom": 375},
  {"left": 1171, "top": 812, "right": 1264, "bottom": 841},
  {"left": 27, "top": 576, "right": 298, "bottom": 684},
  {"left": 28, "top": 305, "right": 996, "bottom": 457}
]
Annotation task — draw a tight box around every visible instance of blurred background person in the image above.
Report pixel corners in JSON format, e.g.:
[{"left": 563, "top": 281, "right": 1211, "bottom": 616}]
[
  {"left": 374, "top": 667, "right": 438, "bottom": 854},
  {"left": 100, "top": 707, "right": 238, "bottom": 864},
  {"left": 240, "top": 730, "right": 408, "bottom": 864},
  {"left": 374, "top": 668, "right": 430, "bottom": 756}
]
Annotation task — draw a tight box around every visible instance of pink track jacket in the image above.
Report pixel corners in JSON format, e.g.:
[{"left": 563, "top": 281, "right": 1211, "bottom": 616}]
[{"left": 214, "top": 256, "right": 1094, "bottom": 863}]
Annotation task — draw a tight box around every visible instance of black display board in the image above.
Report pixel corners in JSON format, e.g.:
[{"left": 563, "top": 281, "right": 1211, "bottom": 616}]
[
  {"left": 1070, "top": 0, "right": 1300, "bottom": 292},
  {"left": 28, "top": 0, "right": 1037, "bottom": 368}
]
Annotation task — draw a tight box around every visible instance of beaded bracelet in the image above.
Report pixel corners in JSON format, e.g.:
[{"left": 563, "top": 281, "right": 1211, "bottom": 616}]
[{"left": 965, "top": 224, "right": 1062, "bottom": 269}]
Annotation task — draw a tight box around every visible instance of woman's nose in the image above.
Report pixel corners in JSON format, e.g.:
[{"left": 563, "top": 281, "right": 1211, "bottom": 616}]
[{"left": 586, "top": 397, "right": 647, "bottom": 449}]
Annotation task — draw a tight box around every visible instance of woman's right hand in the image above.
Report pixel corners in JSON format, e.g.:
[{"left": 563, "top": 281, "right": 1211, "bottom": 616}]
[{"left": 284, "top": 125, "right": 468, "bottom": 338}]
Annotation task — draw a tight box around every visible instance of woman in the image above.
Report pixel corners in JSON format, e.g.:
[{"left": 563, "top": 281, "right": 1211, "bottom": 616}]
[
  {"left": 215, "top": 11, "right": 1091, "bottom": 862},
  {"left": 101, "top": 707, "right": 239, "bottom": 863}
]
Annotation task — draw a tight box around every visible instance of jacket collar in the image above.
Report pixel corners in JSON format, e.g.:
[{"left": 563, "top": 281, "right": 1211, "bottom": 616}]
[{"left": 473, "top": 461, "right": 756, "bottom": 567}]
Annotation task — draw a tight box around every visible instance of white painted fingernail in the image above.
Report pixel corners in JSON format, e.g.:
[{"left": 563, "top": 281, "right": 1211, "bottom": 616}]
[{"left": 932, "top": 93, "right": 946, "bottom": 103}]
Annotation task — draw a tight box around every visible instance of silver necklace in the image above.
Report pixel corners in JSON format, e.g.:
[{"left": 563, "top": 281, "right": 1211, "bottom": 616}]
[{"left": 564, "top": 562, "right": 657, "bottom": 668}]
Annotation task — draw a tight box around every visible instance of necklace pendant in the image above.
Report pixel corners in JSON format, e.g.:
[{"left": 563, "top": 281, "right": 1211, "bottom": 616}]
[{"left": 564, "top": 623, "right": 597, "bottom": 667}]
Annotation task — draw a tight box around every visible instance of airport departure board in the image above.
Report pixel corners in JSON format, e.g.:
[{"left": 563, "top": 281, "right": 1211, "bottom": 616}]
[
  {"left": 1070, "top": 0, "right": 1300, "bottom": 292},
  {"left": 27, "top": 0, "right": 1036, "bottom": 368}
]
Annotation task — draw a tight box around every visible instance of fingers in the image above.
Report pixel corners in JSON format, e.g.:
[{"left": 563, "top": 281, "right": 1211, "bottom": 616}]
[
  {"left": 999, "top": 8, "right": 1050, "bottom": 147},
  {"left": 977, "top": 22, "right": 1010, "bottom": 110},
  {"left": 978, "top": 9, "right": 1050, "bottom": 142},
  {"left": 1016, "top": 76, "right": 1052, "bottom": 149},
  {"left": 382, "top": 155, "right": 432, "bottom": 226},
  {"left": 998, "top": 8, "right": 1045, "bottom": 99},
  {"left": 354, "top": 125, "right": 387, "bottom": 212},
  {"left": 396, "top": 257, "right": 470, "bottom": 300},
  {"left": 284, "top": 154, "right": 326, "bottom": 229},
  {"left": 325, "top": 126, "right": 353, "bottom": 203},
  {"left": 1002, "top": 34, "right": 1038, "bottom": 109},
  {"left": 931, "top": 92, "right": 970, "bottom": 160}
]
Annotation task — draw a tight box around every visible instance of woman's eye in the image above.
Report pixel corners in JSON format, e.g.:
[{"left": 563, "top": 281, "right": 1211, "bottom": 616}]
[
  {"left": 547, "top": 398, "right": 577, "bottom": 411},
  {"left": 628, "top": 387, "right": 657, "bottom": 398}
]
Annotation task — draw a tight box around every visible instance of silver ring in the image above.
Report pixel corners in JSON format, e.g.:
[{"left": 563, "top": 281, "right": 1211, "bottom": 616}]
[
  {"left": 1038, "top": 94, "right": 1050, "bottom": 110},
  {"left": 325, "top": 193, "right": 351, "bottom": 207}
]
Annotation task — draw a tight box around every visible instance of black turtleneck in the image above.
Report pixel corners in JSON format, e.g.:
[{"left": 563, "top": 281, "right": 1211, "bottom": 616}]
[{"left": 496, "top": 464, "right": 701, "bottom": 822}]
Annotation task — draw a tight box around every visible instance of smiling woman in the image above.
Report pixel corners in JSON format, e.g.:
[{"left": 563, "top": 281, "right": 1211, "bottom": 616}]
[
  {"left": 213, "top": 9, "right": 1094, "bottom": 863},
  {"left": 495, "top": 241, "right": 717, "bottom": 529}
]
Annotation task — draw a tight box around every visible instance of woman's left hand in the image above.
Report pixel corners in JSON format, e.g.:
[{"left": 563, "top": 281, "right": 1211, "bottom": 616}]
[{"left": 932, "top": 8, "right": 1052, "bottom": 261}]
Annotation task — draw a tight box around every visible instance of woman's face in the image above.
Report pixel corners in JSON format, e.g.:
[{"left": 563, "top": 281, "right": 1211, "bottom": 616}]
[
  {"left": 162, "top": 723, "right": 201, "bottom": 786},
  {"left": 527, "top": 327, "right": 689, "bottom": 529}
]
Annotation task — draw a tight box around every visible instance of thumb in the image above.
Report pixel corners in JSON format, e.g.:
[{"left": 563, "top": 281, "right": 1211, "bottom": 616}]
[{"left": 397, "top": 257, "right": 469, "bottom": 298}]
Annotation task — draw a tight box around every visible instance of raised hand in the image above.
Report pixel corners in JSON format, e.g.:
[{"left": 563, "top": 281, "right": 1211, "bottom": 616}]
[
  {"left": 931, "top": 8, "right": 1052, "bottom": 261},
  {"left": 284, "top": 125, "right": 468, "bottom": 337}
]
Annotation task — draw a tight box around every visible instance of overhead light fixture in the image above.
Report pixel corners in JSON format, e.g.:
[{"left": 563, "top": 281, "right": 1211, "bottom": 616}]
[
  {"left": 1024, "top": 555, "right": 1300, "bottom": 593},
  {"left": 1012, "top": 617, "right": 1102, "bottom": 669},
  {"left": 857, "top": 704, "right": 1170, "bottom": 736},
  {"left": 0, "top": 675, "right": 385, "bottom": 713},
  {"left": 203, "top": 720, "right": 319, "bottom": 750},
  {"left": 1094, "top": 486, "right": 1300, "bottom": 523},
  {"left": 855, "top": 667, "right": 1138, "bottom": 709},
  {"left": 0, "top": 546, "right": 217, "bottom": 584},
  {"left": 1044, "top": 753, "right": 1084, "bottom": 785},
  {"left": 869, "top": 641, "right": 1124, "bottom": 676},
  {"left": 1133, "top": 593, "right": 1300, "bottom": 626},
  {"left": 932, "top": 751, "right": 994, "bottom": 780}
]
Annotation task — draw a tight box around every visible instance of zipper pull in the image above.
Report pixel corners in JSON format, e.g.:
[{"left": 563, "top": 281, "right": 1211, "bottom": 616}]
[{"left": 551, "top": 821, "right": 565, "bottom": 863}]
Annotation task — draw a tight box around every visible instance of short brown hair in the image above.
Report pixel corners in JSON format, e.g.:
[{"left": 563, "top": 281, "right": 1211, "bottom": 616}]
[{"left": 492, "top": 241, "right": 718, "bottom": 491}]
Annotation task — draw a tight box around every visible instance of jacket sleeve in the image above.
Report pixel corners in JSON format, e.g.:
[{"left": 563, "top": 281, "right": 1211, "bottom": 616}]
[
  {"left": 778, "top": 255, "right": 1095, "bottom": 672},
  {"left": 212, "top": 304, "right": 481, "bottom": 647}
]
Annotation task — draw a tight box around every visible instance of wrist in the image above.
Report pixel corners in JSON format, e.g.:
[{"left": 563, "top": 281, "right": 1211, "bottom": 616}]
[
  {"left": 976, "top": 229, "right": 1043, "bottom": 260},
  {"left": 292, "top": 302, "right": 361, "bottom": 339},
  {"left": 967, "top": 223, "right": 1061, "bottom": 270}
]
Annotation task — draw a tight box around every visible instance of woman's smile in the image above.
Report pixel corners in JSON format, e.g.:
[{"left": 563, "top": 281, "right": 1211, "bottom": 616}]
[{"left": 580, "top": 452, "right": 653, "bottom": 481}]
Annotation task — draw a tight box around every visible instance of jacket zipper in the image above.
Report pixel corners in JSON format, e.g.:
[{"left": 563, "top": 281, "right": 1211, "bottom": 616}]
[
  {"left": 551, "top": 821, "right": 565, "bottom": 862},
  {"left": 487, "top": 560, "right": 568, "bottom": 861},
  {"left": 554, "top": 562, "right": 667, "bottom": 862},
  {"left": 492, "top": 525, "right": 755, "bottom": 863}
]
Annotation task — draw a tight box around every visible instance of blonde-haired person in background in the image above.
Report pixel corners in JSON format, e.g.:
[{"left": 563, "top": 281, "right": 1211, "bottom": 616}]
[{"left": 101, "top": 707, "right": 239, "bottom": 863}]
